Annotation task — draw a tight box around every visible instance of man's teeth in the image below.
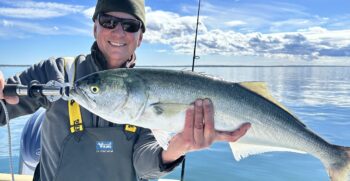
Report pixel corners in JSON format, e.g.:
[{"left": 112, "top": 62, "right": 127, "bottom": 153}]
[{"left": 109, "top": 41, "right": 126, "bottom": 46}]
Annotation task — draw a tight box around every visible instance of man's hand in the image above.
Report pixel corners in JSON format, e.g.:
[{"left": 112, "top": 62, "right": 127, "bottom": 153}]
[
  {"left": 162, "top": 98, "right": 251, "bottom": 163},
  {"left": 0, "top": 71, "right": 19, "bottom": 105}
]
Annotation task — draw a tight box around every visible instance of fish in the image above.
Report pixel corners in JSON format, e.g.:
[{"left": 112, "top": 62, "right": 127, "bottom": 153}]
[{"left": 69, "top": 68, "right": 350, "bottom": 181}]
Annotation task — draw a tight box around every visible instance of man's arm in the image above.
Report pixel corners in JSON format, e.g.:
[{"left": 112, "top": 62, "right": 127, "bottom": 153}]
[
  {"left": 0, "top": 58, "right": 65, "bottom": 125},
  {"left": 133, "top": 128, "right": 181, "bottom": 179}
]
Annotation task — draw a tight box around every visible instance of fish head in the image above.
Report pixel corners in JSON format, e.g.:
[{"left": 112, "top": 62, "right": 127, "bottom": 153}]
[{"left": 70, "top": 70, "right": 129, "bottom": 117}]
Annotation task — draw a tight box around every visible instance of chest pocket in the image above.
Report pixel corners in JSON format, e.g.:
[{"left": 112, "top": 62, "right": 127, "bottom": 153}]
[{"left": 54, "top": 127, "right": 139, "bottom": 181}]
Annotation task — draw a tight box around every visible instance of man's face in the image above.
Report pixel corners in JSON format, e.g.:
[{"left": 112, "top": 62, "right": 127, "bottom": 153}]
[{"left": 94, "top": 12, "right": 143, "bottom": 69}]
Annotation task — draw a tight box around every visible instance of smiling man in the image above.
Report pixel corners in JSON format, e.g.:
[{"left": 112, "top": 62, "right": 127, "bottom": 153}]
[{"left": 0, "top": 0, "right": 250, "bottom": 180}]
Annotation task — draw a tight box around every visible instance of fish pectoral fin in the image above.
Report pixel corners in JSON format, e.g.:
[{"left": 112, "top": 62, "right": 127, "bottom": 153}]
[
  {"left": 151, "top": 129, "right": 174, "bottom": 150},
  {"left": 229, "top": 142, "right": 306, "bottom": 161},
  {"left": 148, "top": 102, "right": 189, "bottom": 117}
]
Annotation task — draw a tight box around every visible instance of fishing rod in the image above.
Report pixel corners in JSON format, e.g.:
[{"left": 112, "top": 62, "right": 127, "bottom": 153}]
[
  {"left": 191, "top": 0, "right": 201, "bottom": 72},
  {"left": 3, "top": 80, "right": 70, "bottom": 102},
  {"left": 181, "top": 1, "right": 202, "bottom": 181}
]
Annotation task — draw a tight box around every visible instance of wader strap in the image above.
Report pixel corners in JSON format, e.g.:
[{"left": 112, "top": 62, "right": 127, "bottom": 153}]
[
  {"left": 64, "top": 57, "right": 84, "bottom": 133},
  {"left": 68, "top": 100, "right": 83, "bottom": 133},
  {"left": 124, "top": 124, "right": 137, "bottom": 133}
]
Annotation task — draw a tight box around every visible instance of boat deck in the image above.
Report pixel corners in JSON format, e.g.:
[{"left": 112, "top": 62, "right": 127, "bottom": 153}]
[{"left": 0, "top": 173, "right": 33, "bottom": 181}]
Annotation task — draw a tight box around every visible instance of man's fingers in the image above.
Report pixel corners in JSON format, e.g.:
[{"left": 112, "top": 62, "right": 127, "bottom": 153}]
[
  {"left": 215, "top": 122, "right": 251, "bottom": 142},
  {"left": 0, "top": 71, "right": 18, "bottom": 104},
  {"left": 0, "top": 71, "right": 4, "bottom": 98},
  {"left": 228, "top": 122, "right": 251, "bottom": 142},
  {"left": 193, "top": 99, "right": 204, "bottom": 148},
  {"left": 203, "top": 98, "right": 215, "bottom": 145},
  {"left": 4, "top": 96, "right": 19, "bottom": 105},
  {"left": 182, "top": 104, "right": 195, "bottom": 146}
]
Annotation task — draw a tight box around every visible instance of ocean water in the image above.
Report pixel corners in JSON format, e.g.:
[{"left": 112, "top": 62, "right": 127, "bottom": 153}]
[{"left": 0, "top": 66, "right": 350, "bottom": 181}]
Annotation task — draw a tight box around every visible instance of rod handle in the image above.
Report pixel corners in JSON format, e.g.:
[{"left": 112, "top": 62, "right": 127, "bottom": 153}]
[{"left": 3, "top": 84, "right": 19, "bottom": 96}]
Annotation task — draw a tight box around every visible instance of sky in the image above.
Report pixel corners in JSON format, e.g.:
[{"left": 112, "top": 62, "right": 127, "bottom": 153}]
[{"left": 0, "top": 0, "right": 350, "bottom": 66}]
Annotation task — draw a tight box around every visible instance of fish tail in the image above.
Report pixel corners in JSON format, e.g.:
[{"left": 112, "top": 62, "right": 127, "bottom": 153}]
[{"left": 326, "top": 146, "right": 350, "bottom": 181}]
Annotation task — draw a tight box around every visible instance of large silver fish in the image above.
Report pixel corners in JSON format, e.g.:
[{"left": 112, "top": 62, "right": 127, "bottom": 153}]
[{"left": 69, "top": 68, "right": 350, "bottom": 181}]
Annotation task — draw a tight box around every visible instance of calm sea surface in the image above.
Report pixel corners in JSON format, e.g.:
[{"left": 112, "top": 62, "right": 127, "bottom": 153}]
[{"left": 1, "top": 66, "right": 350, "bottom": 181}]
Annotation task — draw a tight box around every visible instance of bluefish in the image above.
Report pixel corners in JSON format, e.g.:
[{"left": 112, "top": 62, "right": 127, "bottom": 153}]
[{"left": 70, "top": 68, "right": 350, "bottom": 181}]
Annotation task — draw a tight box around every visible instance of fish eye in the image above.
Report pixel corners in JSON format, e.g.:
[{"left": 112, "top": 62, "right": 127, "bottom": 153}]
[{"left": 90, "top": 86, "right": 100, "bottom": 94}]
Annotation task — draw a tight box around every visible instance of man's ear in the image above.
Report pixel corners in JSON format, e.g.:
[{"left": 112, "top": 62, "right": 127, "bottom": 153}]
[
  {"left": 93, "top": 23, "right": 97, "bottom": 39},
  {"left": 137, "top": 32, "right": 143, "bottom": 47}
]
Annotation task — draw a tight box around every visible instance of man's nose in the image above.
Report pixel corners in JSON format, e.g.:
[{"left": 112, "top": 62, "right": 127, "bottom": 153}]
[{"left": 111, "top": 23, "right": 126, "bottom": 35}]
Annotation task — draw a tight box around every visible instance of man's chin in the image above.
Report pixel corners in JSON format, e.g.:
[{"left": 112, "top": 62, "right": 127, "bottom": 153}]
[{"left": 106, "top": 58, "right": 129, "bottom": 68}]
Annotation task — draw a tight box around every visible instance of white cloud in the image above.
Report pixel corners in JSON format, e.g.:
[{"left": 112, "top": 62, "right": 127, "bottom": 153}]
[
  {"left": 225, "top": 20, "right": 246, "bottom": 27},
  {"left": 144, "top": 7, "right": 208, "bottom": 44},
  {"left": 83, "top": 7, "right": 95, "bottom": 20},
  {"left": 0, "top": 1, "right": 85, "bottom": 19},
  {"left": 1, "top": 19, "right": 59, "bottom": 35},
  {"left": 143, "top": 8, "right": 350, "bottom": 60},
  {"left": 0, "top": 19, "right": 91, "bottom": 38},
  {"left": 156, "top": 49, "right": 168, "bottom": 53},
  {"left": 197, "top": 1, "right": 311, "bottom": 31},
  {"left": 0, "top": 1, "right": 349, "bottom": 61},
  {"left": 0, "top": 8, "right": 64, "bottom": 19},
  {"left": 269, "top": 19, "right": 312, "bottom": 32},
  {"left": 0, "top": 1, "right": 94, "bottom": 37}
]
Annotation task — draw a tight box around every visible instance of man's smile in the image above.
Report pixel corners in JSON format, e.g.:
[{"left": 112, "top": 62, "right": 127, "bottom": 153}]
[{"left": 108, "top": 41, "right": 126, "bottom": 47}]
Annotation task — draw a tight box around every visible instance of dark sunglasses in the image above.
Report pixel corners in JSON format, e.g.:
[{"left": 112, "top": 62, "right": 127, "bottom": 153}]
[{"left": 98, "top": 13, "right": 142, "bottom": 33}]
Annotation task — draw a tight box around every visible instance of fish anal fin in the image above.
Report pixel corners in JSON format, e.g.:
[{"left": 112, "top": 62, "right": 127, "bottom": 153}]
[
  {"left": 151, "top": 129, "right": 174, "bottom": 150},
  {"left": 229, "top": 142, "right": 306, "bottom": 161}
]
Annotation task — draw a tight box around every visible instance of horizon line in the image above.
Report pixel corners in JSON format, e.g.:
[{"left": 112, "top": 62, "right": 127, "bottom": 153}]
[{"left": 1, "top": 64, "right": 350, "bottom": 68}]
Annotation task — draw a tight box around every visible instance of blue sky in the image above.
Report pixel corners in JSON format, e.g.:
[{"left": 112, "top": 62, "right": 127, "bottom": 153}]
[{"left": 0, "top": 0, "right": 350, "bottom": 66}]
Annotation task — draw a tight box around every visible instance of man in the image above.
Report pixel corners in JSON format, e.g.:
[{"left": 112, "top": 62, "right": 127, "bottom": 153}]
[{"left": 0, "top": 0, "right": 250, "bottom": 180}]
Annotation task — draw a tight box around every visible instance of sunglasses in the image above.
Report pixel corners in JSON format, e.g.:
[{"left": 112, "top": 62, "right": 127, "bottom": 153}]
[{"left": 98, "top": 13, "right": 142, "bottom": 33}]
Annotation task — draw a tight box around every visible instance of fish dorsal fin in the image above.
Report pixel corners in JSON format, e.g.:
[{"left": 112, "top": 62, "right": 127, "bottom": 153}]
[
  {"left": 238, "top": 82, "right": 292, "bottom": 116},
  {"left": 229, "top": 142, "right": 306, "bottom": 161},
  {"left": 238, "top": 82, "right": 307, "bottom": 128}
]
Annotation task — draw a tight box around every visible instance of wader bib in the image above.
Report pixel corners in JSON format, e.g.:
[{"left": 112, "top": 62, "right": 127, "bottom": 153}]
[
  {"left": 53, "top": 58, "right": 140, "bottom": 181},
  {"left": 53, "top": 125, "right": 139, "bottom": 181}
]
